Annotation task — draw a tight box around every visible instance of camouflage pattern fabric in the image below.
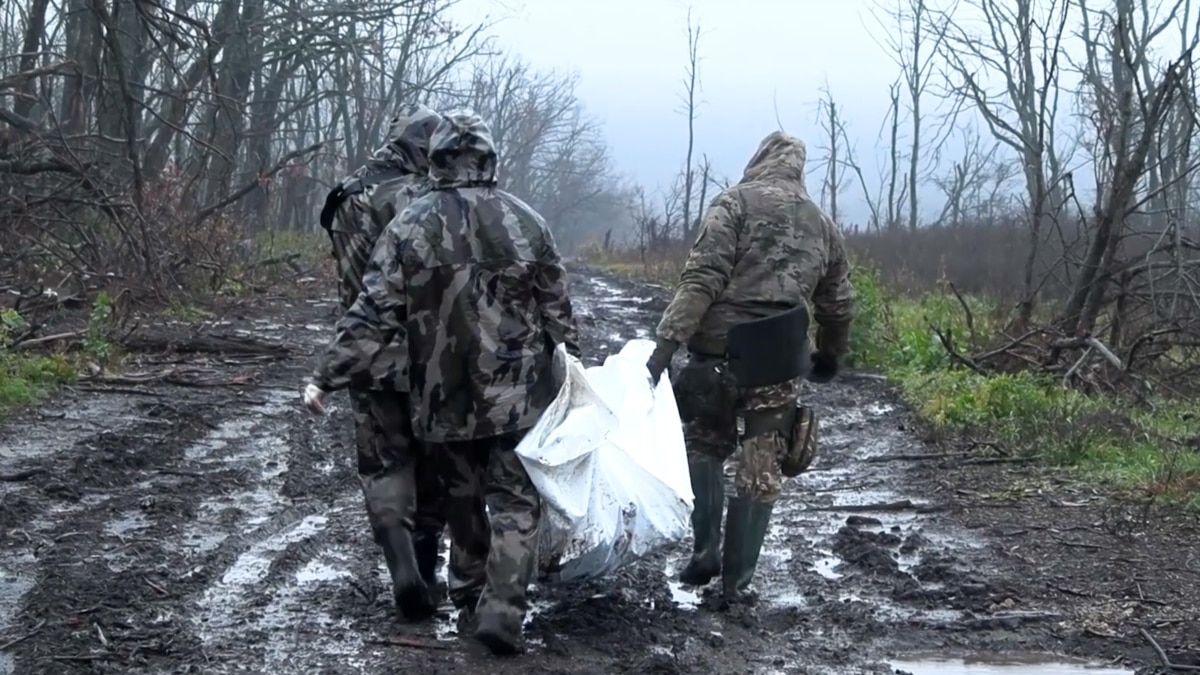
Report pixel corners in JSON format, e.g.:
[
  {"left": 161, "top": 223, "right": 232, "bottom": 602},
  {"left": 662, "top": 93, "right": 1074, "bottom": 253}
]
[
  {"left": 673, "top": 353, "right": 799, "bottom": 503},
  {"left": 348, "top": 390, "right": 446, "bottom": 537},
  {"left": 432, "top": 432, "right": 539, "bottom": 636},
  {"left": 322, "top": 102, "right": 444, "bottom": 392},
  {"left": 312, "top": 109, "right": 579, "bottom": 444},
  {"left": 655, "top": 131, "right": 856, "bottom": 357}
]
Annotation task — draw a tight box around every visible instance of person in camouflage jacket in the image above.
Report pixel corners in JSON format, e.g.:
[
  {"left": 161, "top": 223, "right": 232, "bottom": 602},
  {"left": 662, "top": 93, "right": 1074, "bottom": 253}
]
[
  {"left": 644, "top": 131, "right": 856, "bottom": 604},
  {"left": 311, "top": 102, "right": 447, "bottom": 622},
  {"left": 309, "top": 109, "right": 579, "bottom": 655}
]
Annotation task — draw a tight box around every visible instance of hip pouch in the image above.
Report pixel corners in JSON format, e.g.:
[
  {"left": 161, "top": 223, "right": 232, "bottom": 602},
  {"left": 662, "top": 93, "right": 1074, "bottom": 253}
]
[{"left": 780, "top": 404, "right": 817, "bottom": 477}]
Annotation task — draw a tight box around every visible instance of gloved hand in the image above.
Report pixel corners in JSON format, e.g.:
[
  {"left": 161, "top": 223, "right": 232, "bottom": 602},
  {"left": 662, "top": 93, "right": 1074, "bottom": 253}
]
[
  {"left": 303, "top": 383, "right": 329, "bottom": 415},
  {"left": 564, "top": 341, "right": 582, "bottom": 361},
  {"left": 319, "top": 185, "right": 345, "bottom": 230},
  {"left": 645, "top": 337, "right": 679, "bottom": 385},
  {"left": 808, "top": 321, "right": 850, "bottom": 384}
]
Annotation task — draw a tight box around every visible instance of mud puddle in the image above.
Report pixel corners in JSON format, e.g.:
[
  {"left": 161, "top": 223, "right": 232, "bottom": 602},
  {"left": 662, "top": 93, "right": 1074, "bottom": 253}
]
[{"left": 890, "top": 652, "right": 1133, "bottom": 674}]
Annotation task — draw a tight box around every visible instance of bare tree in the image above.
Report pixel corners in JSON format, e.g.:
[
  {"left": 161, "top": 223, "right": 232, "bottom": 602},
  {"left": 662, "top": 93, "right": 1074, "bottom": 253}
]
[
  {"left": 1060, "top": 0, "right": 1200, "bottom": 336},
  {"left": 935, "top": 0, "right": 1075, "bottom": 323},
  {"left": 678, "top": 8, "right": 703, "bottom": 244},
  {"left": 815, "top": 82, "right": 846, "bottom": 223},
  {"left": 871, "top": 0, "right": 949, "bottom": 231}
]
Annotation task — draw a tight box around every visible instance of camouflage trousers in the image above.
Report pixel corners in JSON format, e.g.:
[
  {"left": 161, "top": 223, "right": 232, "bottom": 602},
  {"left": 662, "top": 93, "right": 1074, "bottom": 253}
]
[
  {"left": 673, "top": 353, "right": 801, "bottom": 504},
  {"left": 348, "top": 389, "right": 446, "bottom": 541},
  {"left": 430, "top": 431, "right": 540, "bottom": 630}
]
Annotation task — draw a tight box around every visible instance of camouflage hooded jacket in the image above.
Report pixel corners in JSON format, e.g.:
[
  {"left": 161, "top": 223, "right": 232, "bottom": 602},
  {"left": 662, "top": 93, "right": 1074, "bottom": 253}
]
[
  {"left": 655, "top": 131, "right": 856, "bottom": 356},
  {"left": 317, "top": 103, "right": 443, "bottom": 392},
  {"left": 312, "top": 110, "right": 579, "bottom": 443}
]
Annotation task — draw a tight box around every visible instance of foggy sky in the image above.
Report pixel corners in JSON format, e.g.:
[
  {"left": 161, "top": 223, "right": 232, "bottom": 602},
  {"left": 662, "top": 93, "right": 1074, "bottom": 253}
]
[{"left": 451, "top": 0, "right": 1192, "bottom": 228}]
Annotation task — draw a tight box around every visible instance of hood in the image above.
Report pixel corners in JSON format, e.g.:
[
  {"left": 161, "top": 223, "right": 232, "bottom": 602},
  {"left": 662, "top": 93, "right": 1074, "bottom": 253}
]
[
  {"left": 354, "top": 102, "right": 443, "bottom": 179},
  {"left": 740, "top": 131, "right": 808, "bottom": 190},
  {"left": 427, "top": 109, "right": 498, "bottom": 189}
]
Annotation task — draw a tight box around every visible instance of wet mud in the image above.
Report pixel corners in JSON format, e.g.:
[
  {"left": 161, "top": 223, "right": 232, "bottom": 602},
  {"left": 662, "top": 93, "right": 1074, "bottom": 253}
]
[{"left": 1, "top": 268, "right": 1197, "bottom": 674}]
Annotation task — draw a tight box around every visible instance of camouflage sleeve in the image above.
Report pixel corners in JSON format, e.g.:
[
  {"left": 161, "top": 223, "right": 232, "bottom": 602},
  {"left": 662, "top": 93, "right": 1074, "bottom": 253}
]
[
  {"left": 312, "top": 227, "right": 407, "bottom": 391},
  {"left": 655, "top": 191, "right": 744, "bottom": 344},
  {"left": 531, "top": 228, "right": 580, "bottom": 356},
  {"left": 811, "top": 217, "right": 856, "bottom": 327}
]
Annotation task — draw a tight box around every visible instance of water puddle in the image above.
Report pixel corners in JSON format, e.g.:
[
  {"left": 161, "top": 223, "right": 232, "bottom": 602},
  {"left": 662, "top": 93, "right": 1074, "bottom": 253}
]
[
  {"left": 179, "top": 389, "right": 294, "bottom": 553},
  {"left": 0, "top": 555, "right": 34, "bottom": 675},
  {"left": 891, "top": 653, "right": 1132, "bottom": 674}
]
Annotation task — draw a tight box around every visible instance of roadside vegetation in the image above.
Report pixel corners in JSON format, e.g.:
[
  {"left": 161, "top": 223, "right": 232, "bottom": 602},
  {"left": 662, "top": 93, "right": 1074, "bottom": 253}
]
[{"left": 582, "top": 240, "right": 1200, "bottom": 508}]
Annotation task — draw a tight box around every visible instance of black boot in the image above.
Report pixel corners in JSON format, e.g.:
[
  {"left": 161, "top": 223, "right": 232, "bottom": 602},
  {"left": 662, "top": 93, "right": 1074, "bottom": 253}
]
[
  {"left": 721, "top": 496, "right": 774, "bottom": 602},
  {"left": 474, "top": 608, "right": 525, "bottom": 656},
  {"left": 379, "top": 527, "right": 437, "bottom": 621},
  {"left": 679, "top": 455, "right": 725, "bottom": 586},
  {"left": 413, "top": 530, "right": 447, "bottom": 606}
]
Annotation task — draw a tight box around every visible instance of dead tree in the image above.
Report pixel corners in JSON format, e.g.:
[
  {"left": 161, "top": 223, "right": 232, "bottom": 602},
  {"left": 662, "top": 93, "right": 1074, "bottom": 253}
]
[
  {"left": 678, "top": 8, "right": 703, "bottom": 244},
  {"left": 935, "top": 0, "right": 1075, "bottom": 324},
  {"left": 871, "top": 0, "right": 948, "bottom": 231},
  {"left": 1061, "top": 0, "right": 1200, "bottom": 336}
]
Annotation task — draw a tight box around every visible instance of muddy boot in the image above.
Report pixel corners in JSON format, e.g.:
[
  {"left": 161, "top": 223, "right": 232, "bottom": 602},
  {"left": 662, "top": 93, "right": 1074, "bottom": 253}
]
[
  {"left": 679, "top": 455, "right": 725, "bottom": 586},
  {"left": 379, "top": 528, "right": 437, "bottom": 621},
  {"left": 473, "top": 609, "right": 525, "bottom": 656},
  {"left": 413, "top": 530, "right": 446, "bottom": 606},
  {"left": 720, "top": 496, "right": 773, "bottom": 603}
]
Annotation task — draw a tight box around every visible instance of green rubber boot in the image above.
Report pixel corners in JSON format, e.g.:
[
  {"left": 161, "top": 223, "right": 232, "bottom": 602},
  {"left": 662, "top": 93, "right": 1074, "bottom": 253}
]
[
  {"left": 678, "top": 455, "right": 726, "bottom": 586},
  {"left": 721, "top": 496, "right": 774, "bottom": 601}
]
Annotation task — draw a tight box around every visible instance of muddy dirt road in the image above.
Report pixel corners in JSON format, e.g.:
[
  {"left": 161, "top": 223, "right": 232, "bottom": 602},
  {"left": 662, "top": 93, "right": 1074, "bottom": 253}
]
[{"left": 1, "top": 268, "right": 1197, "bottom": 674}]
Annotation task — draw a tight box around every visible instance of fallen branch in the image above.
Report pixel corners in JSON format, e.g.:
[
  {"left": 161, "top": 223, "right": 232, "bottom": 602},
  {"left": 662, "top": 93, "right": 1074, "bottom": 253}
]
[
  {"left": 364, "top": 636, "right": 450, "bottom": 650},
  {"left": 0, "top": 619, "right": 47, "bottom": 651},
  {"left": 12, "top": 331, "right": 84, "bottom": 351},
  {"left": 0, "top": 468, "right": 46, "bottom": 482},
  {"left": 1140, "top": 627, "right": 1200, "bottom": 671},
  {"left": 930, "top": 323, "right": 987, "bottom": 375},
  {"left": 806, "top": 499, "right": 944, "bottom": 514},
  {"left": 864, "top": 451, "right": 974, "bottom": 463}
]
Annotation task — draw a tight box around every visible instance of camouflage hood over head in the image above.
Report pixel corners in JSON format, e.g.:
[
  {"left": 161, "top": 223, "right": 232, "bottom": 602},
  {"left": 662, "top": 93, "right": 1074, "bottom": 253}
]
[
  {"left": 740, "top": 131, "right": 809, "bottom": 195},
  {"left": 654, "top": 129, "right": 854, "bottom": 356},
  {"left": 427, "top": 109, "right": 499, "bottom": 189},
  {"left": 354, "top": 102, "right": 444, "bottom": 179}
]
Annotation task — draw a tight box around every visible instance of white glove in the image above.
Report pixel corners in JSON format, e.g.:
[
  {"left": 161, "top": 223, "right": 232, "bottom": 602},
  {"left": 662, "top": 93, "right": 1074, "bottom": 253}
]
[{"left": 303, "top": 383, "right": 328, "bottom": 415}]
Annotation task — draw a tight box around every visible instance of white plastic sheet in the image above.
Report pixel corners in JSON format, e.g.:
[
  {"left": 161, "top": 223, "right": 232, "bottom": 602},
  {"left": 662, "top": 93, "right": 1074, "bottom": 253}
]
[{"left": 515, "top": 339, "right": 694, "bottom": 583}]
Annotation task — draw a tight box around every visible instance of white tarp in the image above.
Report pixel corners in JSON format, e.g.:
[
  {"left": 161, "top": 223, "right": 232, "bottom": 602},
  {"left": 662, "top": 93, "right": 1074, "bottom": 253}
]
[{"left": 515, "top": 339, "right": 693, "bottom": 583}]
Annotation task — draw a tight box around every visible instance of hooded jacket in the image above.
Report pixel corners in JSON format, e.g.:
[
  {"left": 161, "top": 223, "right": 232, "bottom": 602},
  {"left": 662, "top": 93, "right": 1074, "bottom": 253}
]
[
  {"left": 655, "top": 131, "right": 855, "bottom": 357},
  {"left": 318, "top": 102, "right": 443, "bottom": 392},
  {"left": 312, "top": 110, "right": 579, "bottom": 443}
]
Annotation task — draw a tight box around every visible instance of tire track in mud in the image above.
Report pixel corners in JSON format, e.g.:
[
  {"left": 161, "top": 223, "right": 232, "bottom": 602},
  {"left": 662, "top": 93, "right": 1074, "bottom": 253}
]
[{"left": 0, "top": 273, "right": 1135, "bottom": 674}]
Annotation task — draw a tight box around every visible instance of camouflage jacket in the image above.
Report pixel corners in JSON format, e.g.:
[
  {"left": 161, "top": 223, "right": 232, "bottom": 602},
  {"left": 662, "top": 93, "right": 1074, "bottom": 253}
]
[
  {"left": 655, "top": 131, "right": 855, "bottom": 356},
  {"left": 312, "top": 110, "right": 579, "bottom": 443},
  {"left": 318, "top": 103, "right": 443, "bottom": 392}
]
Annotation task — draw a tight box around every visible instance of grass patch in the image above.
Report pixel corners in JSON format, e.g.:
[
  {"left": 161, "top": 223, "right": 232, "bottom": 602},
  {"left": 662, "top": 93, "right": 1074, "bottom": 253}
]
[
  {"left": 849, "top": 267, "right": 1200, "bottom": 507},
  {"left": 0, "top": 309, "right": 78, "bottom": 417},
  {"left": 582, "top": 249, "right": 1200, "bottom": 506}
]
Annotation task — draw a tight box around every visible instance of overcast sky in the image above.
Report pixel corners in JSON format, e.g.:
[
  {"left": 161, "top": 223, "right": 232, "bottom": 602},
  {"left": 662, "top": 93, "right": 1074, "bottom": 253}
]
[
  {"left": 447, "top": 0, "right": 1194, "bottom": 227},
  {"left": 450, "top": 0, "right": 913, "bottom": 226}
]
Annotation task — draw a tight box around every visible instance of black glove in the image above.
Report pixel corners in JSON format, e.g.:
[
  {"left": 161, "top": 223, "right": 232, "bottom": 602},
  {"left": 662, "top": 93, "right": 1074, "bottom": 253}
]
[
  {"left": 646, "top": 338, "right": 679, "bottom": 385},
  {"left": 807, "top": 321, "right": 850, "bottom": 384},
  {"left": 319, "top": 185, "right": 346, "bottom": 230},
  {"left": 564, "top": 341, "right": 582, "bottom": 360}
]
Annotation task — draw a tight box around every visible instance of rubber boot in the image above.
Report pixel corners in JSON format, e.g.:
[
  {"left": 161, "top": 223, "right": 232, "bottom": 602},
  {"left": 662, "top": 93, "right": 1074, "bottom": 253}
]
[
  {"left": 413, "top": 530, "right": 447, "bottom": 606},
  {"left": 474, "top": 608, "right": 525, "bottom": 656},
  {"left": 379, "top": 528, "right": 437, "bottom": 621},
  {"left": 679, "top": 455, "right": 725, "bottom": 586},
  {"left": 721, "top": 496, "right": 774, "bottom": 601}
]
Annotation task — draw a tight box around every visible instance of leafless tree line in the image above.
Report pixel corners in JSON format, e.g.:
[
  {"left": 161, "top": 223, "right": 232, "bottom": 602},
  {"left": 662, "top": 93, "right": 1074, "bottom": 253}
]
[
  {"left": 0, "top": 0, "right": 629, "bottom": 310},
  {"left": 624, "top": 0, "right": 1200, "bottom": 393}
]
